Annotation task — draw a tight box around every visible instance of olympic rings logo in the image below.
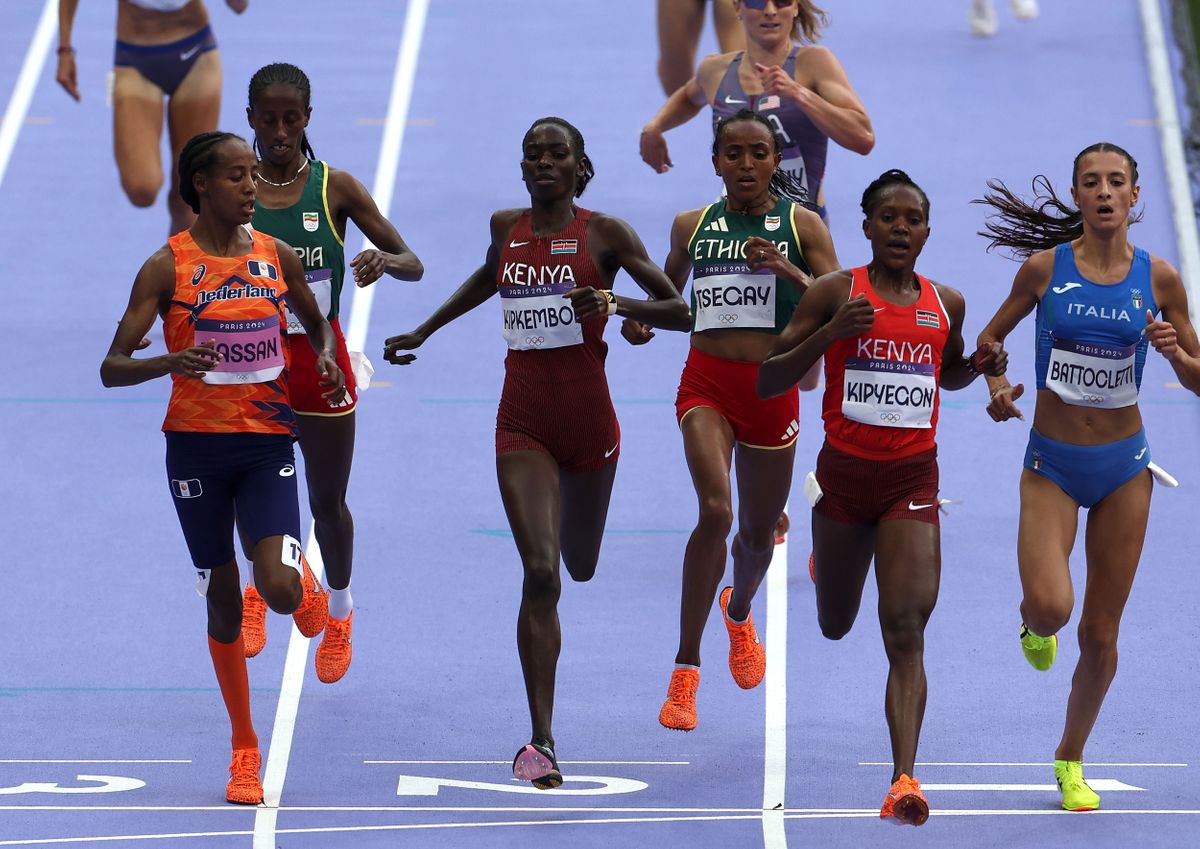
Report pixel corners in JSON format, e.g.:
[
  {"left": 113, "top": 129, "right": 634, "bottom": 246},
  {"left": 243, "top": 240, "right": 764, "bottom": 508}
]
[
  {"left": 1081, "top": 393, "right": 1105, "bottom": 405},
  {"left": 718, "top": 314, "right": 739, "bottom": 324},
  {"left": 879, "top": 412, "right": 902, "bottom": 424},
  {"left": 524, "top": 336, "right": 545, "bottom": 346}
]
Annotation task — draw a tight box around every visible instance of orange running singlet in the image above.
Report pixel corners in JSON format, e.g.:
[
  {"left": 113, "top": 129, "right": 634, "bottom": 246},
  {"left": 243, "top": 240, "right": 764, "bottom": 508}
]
[{"left": 162, "top": 229, "right": 295, "bottom": 435}]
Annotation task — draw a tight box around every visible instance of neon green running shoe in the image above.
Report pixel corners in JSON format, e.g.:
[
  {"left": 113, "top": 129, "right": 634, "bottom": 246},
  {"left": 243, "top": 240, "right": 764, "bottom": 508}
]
[
  {"left": 1020, "top": 623, "right": 1057, "bottom": 671},
  {"left": 1054, "top": 759, "right": 1100, "bottom": 811}
]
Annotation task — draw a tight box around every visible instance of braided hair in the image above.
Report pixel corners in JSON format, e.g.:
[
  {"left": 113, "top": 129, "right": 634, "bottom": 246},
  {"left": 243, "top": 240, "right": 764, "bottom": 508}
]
[
  {"left": 177, "top": 131, "right": 245, "bottom": 214},
  {"left": 524, "top": 117, "right": 594, "bottom": 197},
  {"left": 860, "top": 168, "right": 930, "bottom": 219},
  {"left": 712, "top": 109, "right": 817, "bottom": 211},
  {"left": 247, "top": 62, "right": 316, "bottom": 160},
  {"left": 975, "top": 143, "right": 1142, "bottom": 258}
]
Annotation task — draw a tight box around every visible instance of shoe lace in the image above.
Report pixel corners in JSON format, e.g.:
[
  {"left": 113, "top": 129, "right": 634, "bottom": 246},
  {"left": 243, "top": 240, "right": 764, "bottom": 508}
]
[
  {"left": 728, "top": 621, "right": 759, "bottom": 660},
  {"left": 667, "top": 672, "right": 696, "bottom": 703},
  {"left": 229, "top": 750, "right": 259, "bottom": 780}
]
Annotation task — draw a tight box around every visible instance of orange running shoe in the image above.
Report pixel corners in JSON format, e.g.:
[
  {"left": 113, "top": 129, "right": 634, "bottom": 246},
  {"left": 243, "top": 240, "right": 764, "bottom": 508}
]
[
  {"left": 719, "top": 586, "right": 765, "bottom": 689},
  {"left": 880, "top": 774, "right": 929, "bottom": 826},
  {"left": 225, "top": 747, "right": 263, "bottom": 805},
  {"left": 241, "top": 585, "right": 267, "bottom": 658},
  {"left": 315, "top": 612, "right": 353, "bottom": 683},
  {"left": 658, "top": 668, "right": 699, "bottom": 731},
  {"left": 292, "top": 554, "right": 329, "bottom": 639}
]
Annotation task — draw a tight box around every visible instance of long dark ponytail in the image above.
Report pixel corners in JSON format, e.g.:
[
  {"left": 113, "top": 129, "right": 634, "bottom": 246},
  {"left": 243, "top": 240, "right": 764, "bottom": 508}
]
[
  {"left": 712, "top": 109, "right": 818, "bottom": 212},
  {"left": 974, "top": 142, "right": 1142, "bottom": 258}
]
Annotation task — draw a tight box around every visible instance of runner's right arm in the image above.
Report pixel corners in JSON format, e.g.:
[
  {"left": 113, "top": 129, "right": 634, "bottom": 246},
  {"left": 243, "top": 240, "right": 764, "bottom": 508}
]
[
  {"left": 101, "top": 247, "right": 220, "bottom": 386},
  {"left": 977, "top": 249, "right": 1052, "bottom": 421},
  {"left": 382, "top": 210, "right": 515, "bottom": 364}
]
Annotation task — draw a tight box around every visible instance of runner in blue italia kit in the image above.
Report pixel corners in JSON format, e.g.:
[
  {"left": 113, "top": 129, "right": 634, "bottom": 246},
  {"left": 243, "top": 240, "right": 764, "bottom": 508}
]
[
  {"left": 383, "top": 118, "right": 691, "bottom": 790},
  {"left": 976, "top": 144, "right": 1200, "bottom": 812}
]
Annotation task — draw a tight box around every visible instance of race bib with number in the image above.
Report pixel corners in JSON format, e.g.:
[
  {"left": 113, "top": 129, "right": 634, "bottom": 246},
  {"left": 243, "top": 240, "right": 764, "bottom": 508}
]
[
  {"left": 1045, "top": 338, "right": 1138, "bottom": 408},
  {"left": 196, "top": 314, "right": 284, "bottom": 385},
  {"left": 841, "top": 358, "right": 936, "bottom": 429},
  {"left": 693, "top": 265, "right": 776, "bottom": 332},
  {"left": 284, "top": 269, "right": 334, "bottom": 334}
]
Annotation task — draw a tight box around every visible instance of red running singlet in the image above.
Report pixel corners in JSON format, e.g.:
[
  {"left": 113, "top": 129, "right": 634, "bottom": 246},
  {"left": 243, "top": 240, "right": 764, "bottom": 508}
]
[
  {"left": 822, "top": 266, "right": 950, "bottom": 460},
  {"left": 494, "top": 207, "right": 620, "bottom": 471}
]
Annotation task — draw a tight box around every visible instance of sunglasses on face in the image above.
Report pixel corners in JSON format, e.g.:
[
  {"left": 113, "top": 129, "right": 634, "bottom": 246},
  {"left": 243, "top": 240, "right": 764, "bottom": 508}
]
[{"left": 742, "top": 0, "right": 796, "bottom": 10}]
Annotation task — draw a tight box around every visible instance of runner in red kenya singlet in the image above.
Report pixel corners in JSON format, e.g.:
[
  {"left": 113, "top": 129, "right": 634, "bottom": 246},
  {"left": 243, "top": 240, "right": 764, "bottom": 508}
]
[
  {"left": 383, "top": 117, "right": 690, "bottom": 790},
  {"left": 758, "top": 169, "right": 1005, "bottom": 826}
]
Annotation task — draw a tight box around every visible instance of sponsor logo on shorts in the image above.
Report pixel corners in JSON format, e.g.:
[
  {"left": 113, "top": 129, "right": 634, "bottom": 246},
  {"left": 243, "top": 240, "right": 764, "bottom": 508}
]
[
  {"left": 302, "top": 212, "right": 319, "bottom": 232},
  {"left": 780, "top": 419, "right": 799, "bottom": 442},
  {"left": 1032, "top": 452, "right": 1042, "bottom": 471},
  {"left": 190, "top": 264, "right": 206, "bottom": 286},
  {"left": 279, "top": 464, "right": 295, "bottom": 477},
  {"left": 907, "top": 501, "right": 934, "bottom": 511},
  {"left": 604, "top": 443, "right": 619, "bottom": 458},
  {"left": 1135, "top": 446, "right": 1148, "bottom": 461},
  {"left": 171, "top": 478, "right": 202, "bottom": 498},
  {"left": 180, "top": 44, "right": 202, "bottom": 61}
]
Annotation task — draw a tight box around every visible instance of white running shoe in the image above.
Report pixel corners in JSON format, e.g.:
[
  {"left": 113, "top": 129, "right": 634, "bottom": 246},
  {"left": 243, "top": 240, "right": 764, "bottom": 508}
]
[
  {"left": 1011, "top": 0, "right": 1039, "bottom": 21},
  {"left": 970, "top": 0, "right": 998, "bottom": 37}
]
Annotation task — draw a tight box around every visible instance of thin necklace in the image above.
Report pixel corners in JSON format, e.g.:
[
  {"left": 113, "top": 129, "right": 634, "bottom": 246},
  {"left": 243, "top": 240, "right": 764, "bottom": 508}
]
[{"left": 256, "top": 158, "right": 309, "bottom": 188}]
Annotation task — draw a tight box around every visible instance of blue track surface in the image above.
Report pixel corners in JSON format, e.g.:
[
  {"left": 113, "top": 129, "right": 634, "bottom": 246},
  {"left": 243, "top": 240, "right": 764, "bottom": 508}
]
[{"left": 2, "top": 1, "right": 1199, "bottom": 847}]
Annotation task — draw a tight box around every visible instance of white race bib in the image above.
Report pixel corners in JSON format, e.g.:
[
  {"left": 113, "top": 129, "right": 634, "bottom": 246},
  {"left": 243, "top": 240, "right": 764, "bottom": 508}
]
[
  {"left": 284, "top": 269, "right": 334, "bottom": 334},
  {"left": 500, "top": 292, "right": 583, "bottom": 351},
  {"left": 196, "top": 314, "right": 284, "bottom": 385},
  {"left": 842, "top": 358, "right": 936, "bottom": 429},
  {"left": 1045, "top": 338, "right": 1138, "bottom": 408},
  {"left": 693, "top": 266, "right": 776, "bottom": 332}
]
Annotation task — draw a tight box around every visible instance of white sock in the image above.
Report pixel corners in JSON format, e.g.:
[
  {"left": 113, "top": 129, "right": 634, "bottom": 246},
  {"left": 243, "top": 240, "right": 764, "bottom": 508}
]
[
  {"left": 674, "top": 663, "right": 700, "bottom": 671},
  {"left": 328, "top": 584, "right": 353, "bottom": 621}
]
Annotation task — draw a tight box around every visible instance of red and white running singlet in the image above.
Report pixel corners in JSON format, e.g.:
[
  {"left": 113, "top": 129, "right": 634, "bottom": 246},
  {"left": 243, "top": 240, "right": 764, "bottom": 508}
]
[{"left": 822, "top": 266, "right": 950, "bottom": 460}]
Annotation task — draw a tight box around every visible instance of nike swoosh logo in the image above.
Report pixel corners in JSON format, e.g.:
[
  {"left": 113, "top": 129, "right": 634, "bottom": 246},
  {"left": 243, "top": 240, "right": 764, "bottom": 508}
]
[
  {"left": 509, "top": 240, "right": 530, "bottom": 248},
  {"left": 604, "top": 443, "right": 619, "bottom": 458},
  {"left": 873, "top": 307, "right": 886, "bottom": 312},
  {"left": 907, "top": 501, "right": 933, "bottom": 511},
  {"left": 1135, "top": 447, "right": 1148, "bottom": 460},
  {"left": 180, "top": 45, "right": 202, "bottom": 61},
  {"left": 1051, "top": 282, "right": 1083, "bottom": 294},
  {"left": 724, "top": 95, "right": 747, "bottom": 105}
]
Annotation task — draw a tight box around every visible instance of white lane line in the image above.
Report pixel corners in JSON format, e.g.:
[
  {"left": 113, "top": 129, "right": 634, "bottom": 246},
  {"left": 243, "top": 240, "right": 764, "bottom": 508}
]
[
  {"left": 0, "top": 761, "right": 190, "bottom": 765},
  {"left": 342, "top": 0, "right": 431, "bottom": 354},
  {"left": 762, "top": 504, "right": 788, "bottom": 849},
  {"left": 858, "top": 761, "right": 1187, "bottom": 767},
  {"left": 364, "top": 760, "right": 689, "bottom": 765},
  {"left": 252, "top": 3, "right": 430, "bottom": 846},
  {"left": 16, "top": 807, "right": 1200, "bottom": 844},
  {"left": 1139, "top": 0, "right": 1200, "bottom": 315},
  {"left": 0, "top": 0, "right": 54, "bottom": 194},
  {"left": 923, "top": 780, "right": 1145, "bottom": 792}
]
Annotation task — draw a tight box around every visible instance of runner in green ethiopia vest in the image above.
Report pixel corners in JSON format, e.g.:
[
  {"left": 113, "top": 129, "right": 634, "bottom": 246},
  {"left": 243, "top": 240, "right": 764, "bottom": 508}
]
[
  {"left": 688, "top": 195, "right": 808, "bottom": 335},
  {"left": 627, "top": 111, "right": 841, "bottom": 735},
  {"left": 253, "top": 159, "right": 345, "bottom": 328},
  {"left": 244, "top": 62, "right": 424, "bottom": 686}
]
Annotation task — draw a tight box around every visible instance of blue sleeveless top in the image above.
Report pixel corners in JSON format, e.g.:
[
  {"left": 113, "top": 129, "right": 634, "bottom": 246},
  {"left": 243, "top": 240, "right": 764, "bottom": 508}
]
[
  {"left": 1034, "top": 243, "right": 1156, "bottom": 408},
  {"left": 711, "top": 49, "right": 828, "bottom": 218}
]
